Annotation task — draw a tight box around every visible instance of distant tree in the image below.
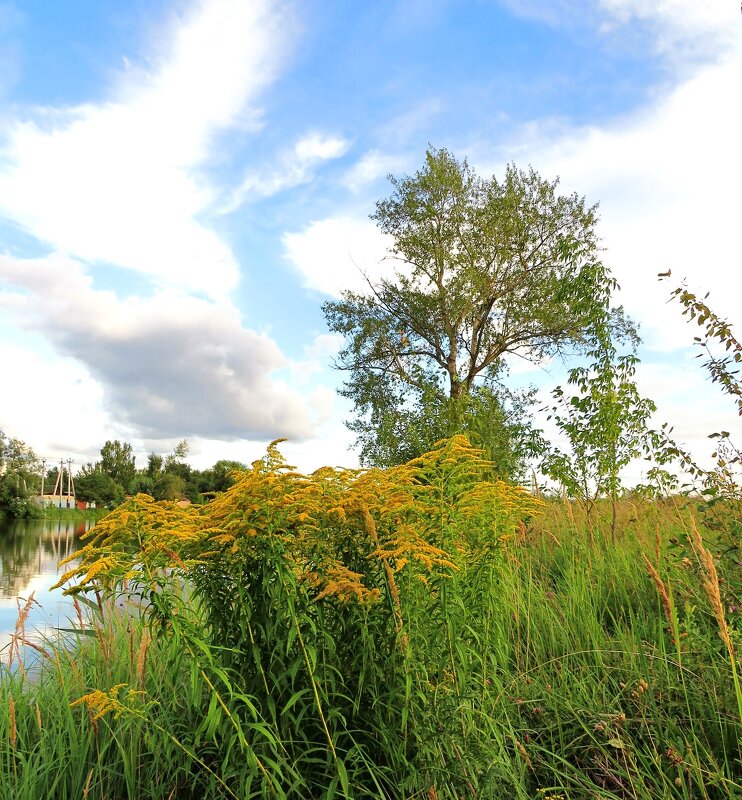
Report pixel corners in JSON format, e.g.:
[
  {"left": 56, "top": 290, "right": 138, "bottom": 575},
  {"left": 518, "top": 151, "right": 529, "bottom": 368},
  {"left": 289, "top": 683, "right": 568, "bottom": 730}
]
[
  {"left": 130, "top": 474, "right": 155, "bottom": 496},
  {"left": 153, "top": 473, "right": 186, "bottom": 501},
  {"left": 0, "top": 430, "right": 43, "bottom": 516},
  {"left": 144, "top": 441, "right": 197, "bottom": 501},
  {"left": 146, "top": 453, "right": 163, "bottom": 478},
  {"left": 75, "top": 463, "right": 126, "bottom": 508},
  {"left": 165, "top": 439, "right": 190, "bottom": 470},
  {"left": 323, "top": 147, "right": 621, "bottom": 471},
  {"left": 208, "top": 459, "right": 246, "bottom": 493},
  {"left": 99, "top": 440, "right": 136, "bottom": 493}
]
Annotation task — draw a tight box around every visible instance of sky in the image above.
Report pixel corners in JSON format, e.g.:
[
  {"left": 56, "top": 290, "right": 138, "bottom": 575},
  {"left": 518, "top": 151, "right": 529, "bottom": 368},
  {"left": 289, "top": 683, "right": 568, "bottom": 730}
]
[{"left": 0, "top": 0, "right": 740, "bottom": 481}]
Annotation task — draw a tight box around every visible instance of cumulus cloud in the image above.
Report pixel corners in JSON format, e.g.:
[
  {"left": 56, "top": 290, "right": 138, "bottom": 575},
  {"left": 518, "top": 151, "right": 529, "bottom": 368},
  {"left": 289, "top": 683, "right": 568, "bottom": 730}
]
[
  {"left": 0, "top": 340, "right": 110, "bottom": 463},
  {"left": 0, "top": 254, "right": 314, "bottom": 441},
  {"left": 0, "top": 0, "right": 294, "bottom": 298},
  {"left": 283, "top": 216, "right": 398, "bottom": 298}
]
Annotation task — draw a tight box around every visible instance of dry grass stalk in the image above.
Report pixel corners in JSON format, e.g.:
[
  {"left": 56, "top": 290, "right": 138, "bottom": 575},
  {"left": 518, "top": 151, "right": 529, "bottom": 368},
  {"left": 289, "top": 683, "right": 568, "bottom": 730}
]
[
  {"left": 35, "top": 701, "right": 42, "bottom": 732},
  {"left": 544, "top": 527, "right": 562, "bottom": 547},
  {"left": 82, "top": 767, "right": 94, "bottom": 799},
  {"left": 451, "top": 741, "right": 479, "bottom": 798},
  {"left": 8, "top": 696, "right": 16, "bottom": 749},
  {"left": 19, "top": 639, "right": 53, "bottom": 661},
  {"left": 515, "top": 738, "right": 532, "bottom": 769},
  {"left": 562, "top": 495, "right": 575, "bottom": 527},
  {"left": 642, "top": 555, "right": 674, "bottom": 638},
  {"left": 689, "top": 519, "right": 735, "bottom": 661},
  {"left": 8, "top": 592, "right": 39, "bottom": 673},
  {"left": 94, "top": 620, "right": 111, "bottom": 670},
  {"left": 73, "top": 596, "right": 85, "bottom": 630}
]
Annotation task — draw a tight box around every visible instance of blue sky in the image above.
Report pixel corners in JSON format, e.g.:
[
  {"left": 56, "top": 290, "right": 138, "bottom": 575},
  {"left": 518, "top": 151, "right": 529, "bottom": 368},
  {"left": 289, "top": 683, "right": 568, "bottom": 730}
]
[{"left": 0, "top": 0, "right": 739, "bottom": 478}]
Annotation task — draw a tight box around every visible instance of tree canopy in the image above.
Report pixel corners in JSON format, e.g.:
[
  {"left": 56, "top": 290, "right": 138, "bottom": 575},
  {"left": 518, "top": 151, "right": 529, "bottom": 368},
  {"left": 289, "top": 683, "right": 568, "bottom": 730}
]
[
  {"left": 99, "top": 440, "right": 136, "bottom": 493},
  {"left": 0, "top": 429, "right": 42, "bottom": 516},
  {"left": 323, "top": 147, "right": 618, "bottom": 471}
]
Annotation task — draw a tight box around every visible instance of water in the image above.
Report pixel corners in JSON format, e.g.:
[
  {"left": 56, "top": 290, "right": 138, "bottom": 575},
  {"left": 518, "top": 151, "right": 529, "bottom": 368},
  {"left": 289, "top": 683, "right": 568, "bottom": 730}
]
[{"left": 0, "top": 516, "right": 91, "bottom": 663}]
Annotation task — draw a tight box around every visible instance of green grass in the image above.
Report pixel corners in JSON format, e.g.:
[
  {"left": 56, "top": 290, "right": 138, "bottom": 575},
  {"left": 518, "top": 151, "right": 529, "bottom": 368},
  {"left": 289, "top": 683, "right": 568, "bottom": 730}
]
[{"left": 1, "top": 496, "right": 739, "bottom": 799}]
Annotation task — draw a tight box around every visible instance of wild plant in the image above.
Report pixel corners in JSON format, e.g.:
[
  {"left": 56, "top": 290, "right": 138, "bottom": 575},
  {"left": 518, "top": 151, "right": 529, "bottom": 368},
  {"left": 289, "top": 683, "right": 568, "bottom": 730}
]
[
  {"left": 54, "top": 436, "right": 542, "bottom": 797},
  {"left": 540, "top": 318, "right": 656, "bottom": 543}
]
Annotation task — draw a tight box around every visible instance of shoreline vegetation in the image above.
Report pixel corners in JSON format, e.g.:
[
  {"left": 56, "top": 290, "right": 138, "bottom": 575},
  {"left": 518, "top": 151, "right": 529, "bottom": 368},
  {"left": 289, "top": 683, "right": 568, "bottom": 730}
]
[
  {"left": 1, "top": 438, "right": 739, "bottom": 799},
  {"left": 0, "top": 506, "right": 105, "bottom": 524}
]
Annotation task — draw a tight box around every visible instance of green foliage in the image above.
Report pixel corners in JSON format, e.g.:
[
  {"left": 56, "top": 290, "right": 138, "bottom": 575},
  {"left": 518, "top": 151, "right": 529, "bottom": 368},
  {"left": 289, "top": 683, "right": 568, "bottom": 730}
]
[
  {"left": 195, "top": 459, "right": 246, "bottom": 495},
  {"left": 645, "top": 277, "right": 742, "bottom": 617},
  {"left": 650, "top": 275, "right": 742, "bottom": 501},
  {"left": 540, "top": 321, "right": 656, "bottom": 537},
  {"left": 3, "top": 492, "right": 740, "bottom": 799},
  {"left": 324, "top": 147, "right": 619, "bottom": 471},
  {"left": 145, "top": 452, "right": 163, "bottom": 478},
  {"left": 99, "top": 440, "right": 136, "bottom": 493},
  {"left": 0, "top": 430, "right": 41, "bottom": 518},
  {"left": 350, "top": 374, "right": 535, "bottom": 477},
  {"left": 52, "top": 438, "right": 546, "bottom": 797},
  {"left": 665, "top": 275, "right": 742, "bottom": 417},
  {"left": 75, "top": 464, "right": 126, "bottom": 508},
  {"left": 152, "top": 472, "right": 186, "bottom": 501}
]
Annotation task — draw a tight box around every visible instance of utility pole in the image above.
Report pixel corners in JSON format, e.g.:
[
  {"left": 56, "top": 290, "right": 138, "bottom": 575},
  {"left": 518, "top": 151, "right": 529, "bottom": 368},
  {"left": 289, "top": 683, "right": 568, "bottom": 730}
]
[
  {"left": 66, "top": 458, "right": 74, "bottom": 506},
  {"left": 40, "top": 458, "right": 46, "bottom": 498},
  {"left": 53, "top": 459, "right": 64, "bottom": 501}
]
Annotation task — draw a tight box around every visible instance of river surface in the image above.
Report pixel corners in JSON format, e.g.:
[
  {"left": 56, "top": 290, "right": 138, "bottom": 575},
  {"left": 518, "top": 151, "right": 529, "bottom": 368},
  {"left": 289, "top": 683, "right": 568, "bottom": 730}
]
[{"left": 0, "top": 516, "right": 91, "bottom": 664}]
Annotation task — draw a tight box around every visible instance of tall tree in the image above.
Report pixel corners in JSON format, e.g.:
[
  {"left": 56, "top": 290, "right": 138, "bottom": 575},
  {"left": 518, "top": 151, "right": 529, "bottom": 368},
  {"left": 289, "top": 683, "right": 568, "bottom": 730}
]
[
  {"left": 99, "top": 440, "right": 136, "bottom": 492},
  {"left": 323, "top": 148, "right": 618, "bottom": 470}
]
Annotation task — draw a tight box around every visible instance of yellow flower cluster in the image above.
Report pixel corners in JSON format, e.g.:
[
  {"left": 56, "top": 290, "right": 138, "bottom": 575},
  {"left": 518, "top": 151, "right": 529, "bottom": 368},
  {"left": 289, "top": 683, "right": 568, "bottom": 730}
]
[
  {"left": 71, "top": 683, "right": 147, "bottom": 721},
  {"left": 59, "top": 437, "right": 543, "bottom": 615}
]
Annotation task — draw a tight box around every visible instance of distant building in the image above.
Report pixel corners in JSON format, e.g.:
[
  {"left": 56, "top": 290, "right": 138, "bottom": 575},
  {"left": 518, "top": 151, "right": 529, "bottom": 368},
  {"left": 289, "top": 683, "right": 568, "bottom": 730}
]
[{"left": 36, "top": 494, "right": 77, "bottom": 509}]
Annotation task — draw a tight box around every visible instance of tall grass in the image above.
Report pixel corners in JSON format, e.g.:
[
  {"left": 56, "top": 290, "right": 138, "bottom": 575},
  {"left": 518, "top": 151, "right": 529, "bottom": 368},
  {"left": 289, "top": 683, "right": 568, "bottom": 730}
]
[{"left": 1, "top": 439, "right": 739, "bottom": 798}]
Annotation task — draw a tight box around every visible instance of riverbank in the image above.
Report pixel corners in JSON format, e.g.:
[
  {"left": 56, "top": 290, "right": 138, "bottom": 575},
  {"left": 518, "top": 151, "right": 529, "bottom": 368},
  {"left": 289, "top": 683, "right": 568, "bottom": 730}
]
[
  {"left": 0, "top": 506, "right": 106, "bottom": 524},
  {"left": 38, "top": 506, "right": 106, "bottom": 522}
]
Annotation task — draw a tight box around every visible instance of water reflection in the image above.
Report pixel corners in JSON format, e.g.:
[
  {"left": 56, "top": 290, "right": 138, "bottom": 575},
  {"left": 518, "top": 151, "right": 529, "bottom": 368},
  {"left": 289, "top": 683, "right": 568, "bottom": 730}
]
[{"left": 0, "top": 517, "right": 90, "bottom": 661}]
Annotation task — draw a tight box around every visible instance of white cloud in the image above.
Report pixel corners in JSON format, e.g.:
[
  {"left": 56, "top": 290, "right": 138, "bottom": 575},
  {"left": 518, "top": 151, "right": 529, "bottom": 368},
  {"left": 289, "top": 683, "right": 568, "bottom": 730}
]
[
  {"left": 0, "top": 339, "right": 111, "bottom": 464},
  {"left": 221, "top": 131, "right": 350, "bottom": 211},
  {"left": 342, "top": 149, "right": 410, "bottom": 193},
  {"left": 305, "top": 332, "right": 345, "bottom": 360},
  {"left": 0, "top": 0, "right": 294, "bottom": 299},
  {"left": 294, "top": 133, "right": 348, "bottom": 162},
  {"left": 499, "top": 0, "right": 733, "bottom": 61},
  {"left": 283, "top": 216, "right": 398, "bottom": 297},
  {"left": 597, "top": 0, "right": 733, "bottom": 55},
  {"left": 0, "top": 253, "right": 315, "bottom": 441}
]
